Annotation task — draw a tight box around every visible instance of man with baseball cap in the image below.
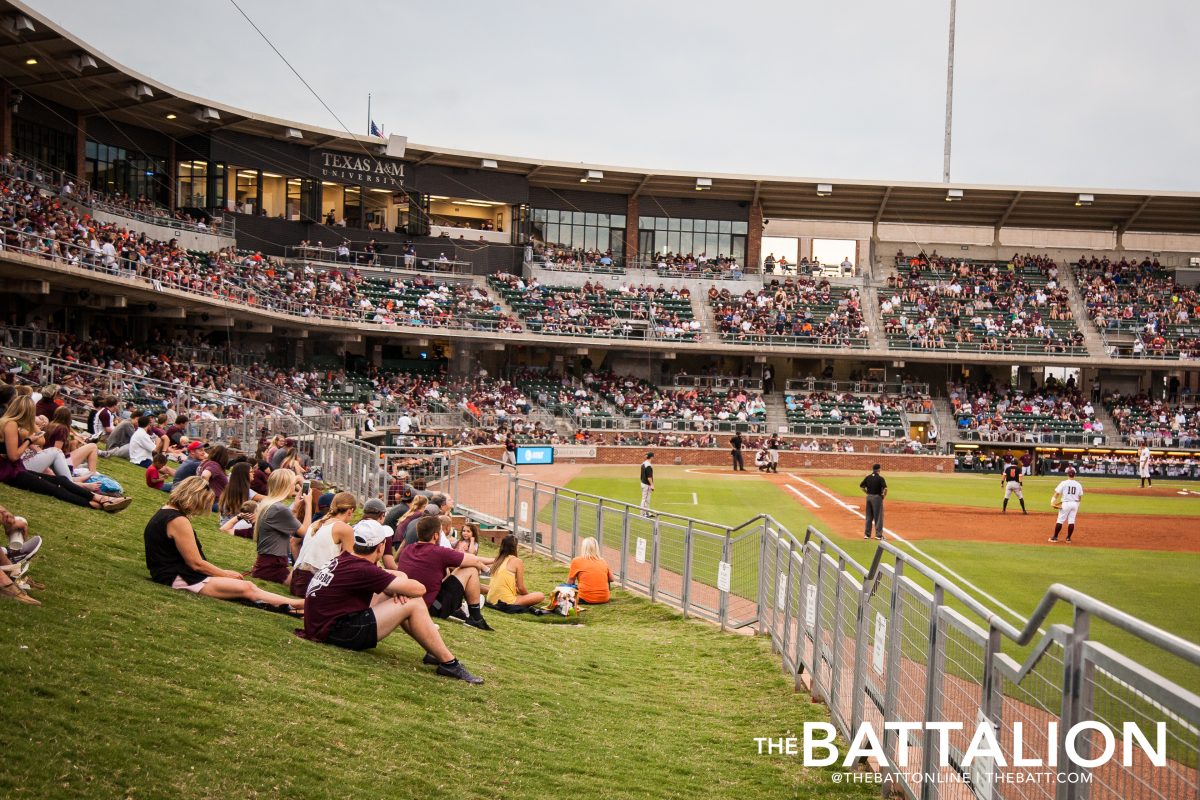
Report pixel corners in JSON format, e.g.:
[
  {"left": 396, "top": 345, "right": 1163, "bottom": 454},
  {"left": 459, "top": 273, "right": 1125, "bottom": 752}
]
[
  {"left": 639, "top": 452, "right": 655, "bottom": 513},
  {"left": 172, "top": 442, "right": 207, "bottom": 483},
  {"left": 1049, "top": 466, "right": 1084, "bottom": 544},
  {"left": 298, "top": 515, "right": 483, "bottom": 684}
]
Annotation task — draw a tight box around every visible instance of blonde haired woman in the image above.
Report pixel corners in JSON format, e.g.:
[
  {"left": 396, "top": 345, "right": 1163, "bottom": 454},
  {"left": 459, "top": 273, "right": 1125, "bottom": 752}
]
[
  {"left": 250, "top": 468, "right": 314, "bottom": 585},
  {"left": 291, "top": 491, "right": 356, "bottom": 598},
  {"left": 567, "top": 536, "right": 613, "bottom": 604},
  {"left": 144, "top": 477, "right": 302, "bottom": 611},
  {"left": 0, "top": 395, "right": 130, "bottom": 511}
]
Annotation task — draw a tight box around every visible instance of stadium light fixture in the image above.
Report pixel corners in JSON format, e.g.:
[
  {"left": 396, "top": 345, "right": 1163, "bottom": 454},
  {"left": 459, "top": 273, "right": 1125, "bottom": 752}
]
[
  {"left": 165, "top": 113, "right": 177, "bottom": 120},
  {"left": 285, "top": 128, "right": 303, "bottom": 140},
  {"left": 480, "top": 159, "right": 498, "bottom": 169},
  {"left": 945, "top": 188, "right": 964, "bottom": 202},
  {"left": 581, "top": 169, "right": 604, "bottom": 183},
  {"left": 194, "top": 107, "right": 221, "bottom": 122},
  {"left": 24, "top": 57, "right": 37, "bottom": 65},
  {"left": 816, "top": 183, "right": 833, "bottom": 197},
  {"left": 70, "top": 53, "right": 98, "bottom": 72},
  {"left": 3, "top": 15, "right": 35, "bottom": 36},
  {"left": 1075, "top": 193, "right": 1094, "bottom": 207},
  {"left": 695, "top": 177, "right": 712, "bottom": 191},
  {"left": 128, "top": 83, "right": 154, "bottom": 100}
]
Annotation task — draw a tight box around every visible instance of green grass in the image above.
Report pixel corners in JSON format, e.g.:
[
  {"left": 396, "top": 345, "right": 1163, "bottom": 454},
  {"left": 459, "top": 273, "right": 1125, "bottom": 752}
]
[
  {"left": 0, "top": 460, "right": 874, "bottom": 800},
  {"left": 814, "top": 473, "right": 1200, "bottom": 516},
  {"left": 558, "top": 467, "right": 1200, "bottom": 692}
]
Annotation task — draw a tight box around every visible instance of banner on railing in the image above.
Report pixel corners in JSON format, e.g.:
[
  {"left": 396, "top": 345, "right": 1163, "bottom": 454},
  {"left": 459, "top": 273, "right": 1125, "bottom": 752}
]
[{"left": 553, "top": 445, "right": 597, "bottom": 459}]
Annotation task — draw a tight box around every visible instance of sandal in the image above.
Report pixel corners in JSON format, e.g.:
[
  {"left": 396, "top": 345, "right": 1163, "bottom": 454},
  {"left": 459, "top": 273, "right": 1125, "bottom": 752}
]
[
  {"left": 98, "top": 496, "right": 133, "bottom": 514},
  {"left": 0, "top": 583, "right": 40, "bottom": 606}
]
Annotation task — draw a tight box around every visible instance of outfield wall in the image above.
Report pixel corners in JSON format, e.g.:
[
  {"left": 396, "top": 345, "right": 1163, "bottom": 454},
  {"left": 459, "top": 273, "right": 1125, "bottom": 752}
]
[{"left": 473, "top": 445, "right": 952, "bottom": 472}]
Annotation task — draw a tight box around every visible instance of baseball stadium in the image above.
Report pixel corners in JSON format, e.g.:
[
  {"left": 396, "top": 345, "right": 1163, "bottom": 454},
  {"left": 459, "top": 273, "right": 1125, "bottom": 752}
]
[{"left": 0, "top": 2, "right": 1197, "bottom": 799}]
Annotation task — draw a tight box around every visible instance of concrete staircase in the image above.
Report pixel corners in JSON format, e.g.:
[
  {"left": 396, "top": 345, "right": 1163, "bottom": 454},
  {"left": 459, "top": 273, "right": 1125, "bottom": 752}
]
[
  {"left": 689, "top": 291, "right": 716, "bottom": 342},
  {"left": 1060, "top": 271, "right": 1108, "bottom": 358},
  {"left": 762, "top": 392, "right": 789, "bottom": 434},
  {"left": 1089, "top": 401, "right": 1121, "bottom": 446},
  {"left": 931, "top": 395, "right": 961, "bottom": 443},
  {"left": 858, "top": 283, "right": 888, "bottom": 351}
]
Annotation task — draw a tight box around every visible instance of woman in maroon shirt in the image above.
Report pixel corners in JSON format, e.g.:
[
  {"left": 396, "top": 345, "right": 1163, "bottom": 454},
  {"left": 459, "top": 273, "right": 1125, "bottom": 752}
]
[{"left": 200, "top": 444, "right": 232, "bottom": 503}]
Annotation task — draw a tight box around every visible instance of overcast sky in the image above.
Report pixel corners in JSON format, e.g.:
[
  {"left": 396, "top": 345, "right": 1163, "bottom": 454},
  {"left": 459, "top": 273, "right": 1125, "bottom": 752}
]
[{"left": 31, "top": 0, "right": 1200, "bottom": 191}]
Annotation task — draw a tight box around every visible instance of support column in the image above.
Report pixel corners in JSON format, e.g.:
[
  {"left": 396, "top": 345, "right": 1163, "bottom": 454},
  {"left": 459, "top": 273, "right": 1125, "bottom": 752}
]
[
  {"left": 167, "top": 139, "right": 176, "bottom": 211},
  {"left": 74, "top": 111, "right": 86, "bottom": 182},
  {"left": 0, "top": 84, "right": 12, "bottom": 155},
  {"left": 746, "top": 201, "right": 763, "bottom": 271},
  {"left": 624, "top": 194, "right": 639, "bottom": 267}
]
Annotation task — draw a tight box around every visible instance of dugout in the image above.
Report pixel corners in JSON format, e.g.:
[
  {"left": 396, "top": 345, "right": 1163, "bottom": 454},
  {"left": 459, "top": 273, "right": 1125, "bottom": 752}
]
[{"left": 952, "top": 443, "right": 1200, "bottom": 480}]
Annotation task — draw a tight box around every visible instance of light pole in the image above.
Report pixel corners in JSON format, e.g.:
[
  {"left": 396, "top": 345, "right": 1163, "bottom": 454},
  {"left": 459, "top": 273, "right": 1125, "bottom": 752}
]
[{"left": 943, "top": 0, "right": 957, "bottom": 183}]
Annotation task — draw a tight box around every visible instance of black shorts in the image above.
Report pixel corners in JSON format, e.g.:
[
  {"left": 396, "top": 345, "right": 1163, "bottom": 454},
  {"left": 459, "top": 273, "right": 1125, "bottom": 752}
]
[
  {"left": 325, "top": 608, "right": 378, "bottom": 651},
  {"left": 429, "top": 575, "right": 466, "bottom": 619},
  {"left": 488, "top": 599, "right": 528, "bottom": 614}
]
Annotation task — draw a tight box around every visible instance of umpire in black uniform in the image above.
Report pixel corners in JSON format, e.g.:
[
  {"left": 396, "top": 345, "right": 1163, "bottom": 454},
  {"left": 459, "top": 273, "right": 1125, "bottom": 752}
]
[
  {"left": 730, "top": 432, "right": 745, "bottom": 471},
  {"left": 860, "top": 463, "right": 888, "bottom": 540}
]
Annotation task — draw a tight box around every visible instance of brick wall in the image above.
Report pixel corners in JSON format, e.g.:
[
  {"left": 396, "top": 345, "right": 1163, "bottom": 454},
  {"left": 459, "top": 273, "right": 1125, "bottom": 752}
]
[
  {"left": 625, "top": 195, "right": 639, "bottom": 265},
  {"left": 473, "top": 445, "right": 951, "bottom": 473},
  {"left": 746, "top": 201, "right": 763, "bottom": 270}
]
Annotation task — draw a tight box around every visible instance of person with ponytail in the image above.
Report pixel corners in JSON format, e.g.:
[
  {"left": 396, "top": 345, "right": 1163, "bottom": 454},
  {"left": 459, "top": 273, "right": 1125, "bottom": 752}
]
[
  {"left": 250, "top": 468, "right": 314, "bottom": 585},
  {"left": 483, "top": 533, "right": 545, "bottom": 613},
  {"left": 291, "top": 491, "right": 356, "bottom": 598}
]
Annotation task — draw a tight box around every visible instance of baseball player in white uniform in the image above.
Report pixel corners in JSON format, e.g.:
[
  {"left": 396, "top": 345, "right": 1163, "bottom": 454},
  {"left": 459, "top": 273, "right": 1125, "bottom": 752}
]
[
  {"left": 1138, "top": 445, "right": 1153, "bottom": 488},
  {"left": 1049, "top": 467, "right": 1084, "bottom": 543}
]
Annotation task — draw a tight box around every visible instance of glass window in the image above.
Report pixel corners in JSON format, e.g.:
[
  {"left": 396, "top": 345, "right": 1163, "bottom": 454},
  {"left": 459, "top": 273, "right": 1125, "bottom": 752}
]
[
  {"left": 545, "top": 223, "right": 558, "bottom": 245},
  {"left": 597, "top": 229, "right": 610, "bottom": 252},
  {"left": 177, "top": 160, "right": 207, "bottom": 209},
  {"left": 706, "top": 232, "right": 719, "bottom": 257},
  {"left": 668, "top": 217, "right": 680, "bottom": 231},
  {"left": 680, "top": 232, "right": 693, "bottom": 255},
  {"left": 639, "top": 216, "right": 652, "bottom": 228},
  {"left": 585, "top": 212, "right": 596, "bottom": 226},
  {"left": 573, "top": 211, "right": 585, "bottom": 225},
  {"left": 732, "top": 221, "right": 748, "bottom": 235},
  {"left": 655, "top": 218, "right": 667, "bottom": 232},
  {"left": 613, "top": 214, "right": 625, "bottom": 228},
  {"left": 597, "top": 213, "right": 609, "bottom": 226},
  {"left": 584, "top": 227, "right": 596, "bottom": 250},
  {"left": 719, "top": 220, "right": 731, "bottom": 234}
]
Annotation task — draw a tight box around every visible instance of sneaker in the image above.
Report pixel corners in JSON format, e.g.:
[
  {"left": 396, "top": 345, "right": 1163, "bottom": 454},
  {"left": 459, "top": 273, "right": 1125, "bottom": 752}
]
[
  {"left": 463, "top": 616, "right": 494, "bottom": 632},
  {"left": 422, "top": 653, "right": 440, "bottom": 666},
  {"left": 1048, "top": 537, "right": 1059, "bottom": 543},
  {"left": 9, "top": 536, "right": 42, "bottom": 565},
  {"left": 447, "top": 608, "right": 468, "bottom": 623},
  {"left": 436, "top": 660, "right": 484, "bottom": 685},
  {"left": 863, "top": 535, "right": 871, "bottom": 540},
  {"left": 875, "top": 535, "right": 884, "bottom": 540},
  {"left": 1065, "top": 539, "right": 1072, "bottom": 544}
]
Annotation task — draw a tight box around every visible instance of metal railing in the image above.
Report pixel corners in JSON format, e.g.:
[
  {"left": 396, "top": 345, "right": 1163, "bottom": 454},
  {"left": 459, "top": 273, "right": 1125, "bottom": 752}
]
[
  {"left": 90, "top": 200, "right": 235, "bottom": 238},
  {"left": 284, "top": 245, "right": 472, "bottom": 274},
  {"left": 785, "top": 378, "right": 931, "bottom": 396}
]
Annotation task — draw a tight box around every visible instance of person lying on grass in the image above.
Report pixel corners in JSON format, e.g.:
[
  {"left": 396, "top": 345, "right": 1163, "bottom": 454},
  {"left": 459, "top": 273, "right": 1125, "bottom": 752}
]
[
  {"left": 482, "top": 533, "right": 545, "bottom": 613},
  {"left": 144, "top": 476, "right": 303, "bottom": 613},
  {"left": 296, "top": 518, "right": 484, "bottom": 684}
]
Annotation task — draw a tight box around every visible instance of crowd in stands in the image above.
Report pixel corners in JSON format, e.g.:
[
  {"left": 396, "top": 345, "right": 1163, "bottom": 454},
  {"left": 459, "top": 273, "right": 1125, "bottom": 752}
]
[
  {"left": 709, "top": 278, "right": 866, "bottom": 346},
  {"left": 1075, "top": 254, "right": 1200, "bottom": 358},
  {"left": 783, "top": 389, "right": 921, "bottom": 436},
  {"left": 1104, "top": 392, "right": 1200, "bottom": 448},
  {"left": 533, "top": 245, "right": 619, "bottom": 272},
  {"left": 489, "top": 274, "right": 699, "bottom": 340},
  {"left": 650, "top": 252, "right": 743, "bottom": 279},
  {"left": 948, "top": 377, "right": 1102, "bottom": 442},
  {"left": 584, "top": 371, "right": 767, "bottom": 431},
  {"left": 882, "top": 253, "right": 1083, "bottom": 353}
]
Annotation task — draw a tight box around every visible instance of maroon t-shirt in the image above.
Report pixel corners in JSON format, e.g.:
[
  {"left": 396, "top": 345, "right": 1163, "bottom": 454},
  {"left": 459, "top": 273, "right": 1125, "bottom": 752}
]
[
  {"left": 394, "top": 542, "right": 465, "bottom": 607},
  {"left": 298, "top": 552, "right": 396, "bottom": 642}
]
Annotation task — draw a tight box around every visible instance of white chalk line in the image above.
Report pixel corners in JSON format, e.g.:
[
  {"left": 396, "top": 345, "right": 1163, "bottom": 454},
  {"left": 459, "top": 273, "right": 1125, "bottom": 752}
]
[
  {"left": 787, "top": 474, "right": 1034, "bottom": 629},
  {"left": 785, "top": 484, "right": 820, "bottom": 509}
]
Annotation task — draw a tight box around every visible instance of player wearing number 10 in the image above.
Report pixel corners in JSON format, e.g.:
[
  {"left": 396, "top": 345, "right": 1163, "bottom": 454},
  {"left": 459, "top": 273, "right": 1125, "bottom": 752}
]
[{"left": 1049, "top": 467, "right": 1084, "bottom": 544}]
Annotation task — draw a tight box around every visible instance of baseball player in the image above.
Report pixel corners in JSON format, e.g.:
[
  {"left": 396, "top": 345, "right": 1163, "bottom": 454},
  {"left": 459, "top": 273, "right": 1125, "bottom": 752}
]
[
  {"left": 639, "top": 452, "right": 655, "bottom": 515},
  {"left": 1138, "top": 444, "right": 1152, "bottom": 488},
  {"left": 767, "top": 433, "right": 781, "bottom": 474},
  {"left": 1048, "top": 467, "right": 1084, "bottom": 543},
  {"left": 1001, "top": 457, "right": 1027, "bottom": 514},
  {"left": 500, "top": 430, "right": 517, "bottom": 472}
]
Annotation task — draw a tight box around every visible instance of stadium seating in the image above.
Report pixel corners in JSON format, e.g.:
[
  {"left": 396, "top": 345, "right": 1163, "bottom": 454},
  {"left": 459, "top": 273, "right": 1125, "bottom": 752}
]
[
  {"left": 948, "top": 382, "right": 1102, "bottom": 443},
  {"left": 783, "top": 391, "right": 919, "bottom": 438},
  {"left": 881, "top": 255, "right": 1085, "bottom": 354},
  {"left": 1105, "top": 393, "right": 1200, "bottom": 447},
  {"left": 1076, "top": 255, "right": 1200, "bottom": 359},
  {"left": 708, "top": 279, "right": 868, "bottom": 347}
]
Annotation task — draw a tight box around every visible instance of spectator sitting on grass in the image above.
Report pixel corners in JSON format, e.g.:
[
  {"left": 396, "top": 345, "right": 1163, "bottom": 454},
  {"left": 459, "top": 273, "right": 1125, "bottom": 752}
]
[
  {"left": 45, "top": 406, "right": 99, "bottom": 477},
  {"left": 129, "top": 415, "right": 157, "bottom": 467},
  {"left": 173, "top": 442, "right": 206, "bottom": 482},
  {"left": 220, "top": 500, "right": 258, "bottom": 539},
  {"left": 384, "top": 494, "right": 428, "bottom": 567},
  {"left": 291, "top": 491, "right": 358, "bottom": 598},
  {"left": 250, "top": 468, "right": 313, "bottom": 586},
  {"left": 146, "top": 453, "right": 174, "bottom": 492},
  {"left": 296, "top": 517, "right": 484, "bottom": 684},
  {"left": 482, "top": 533, "right": 545, "bottom": 613},
  {"left": 568, "top": 536, "right": 613, "bottom": 604},
  {"left": 144, "top": 477, "right": 302, "bottom": 612},
  {"left": 395, "top": 515, "right": 495, "bottom": 631}
]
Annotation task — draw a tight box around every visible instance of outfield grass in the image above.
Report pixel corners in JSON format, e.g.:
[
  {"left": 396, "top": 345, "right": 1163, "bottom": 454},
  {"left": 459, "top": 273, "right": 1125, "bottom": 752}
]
[
  {"left": 814, "top": 473, "right": 1200, "bottom": 516},
  {"left": 0, "top": 460, "right": 877, "bottom": 800},
  {"left": 558, "top": 467, "right": 1200, "bottom": 692}
]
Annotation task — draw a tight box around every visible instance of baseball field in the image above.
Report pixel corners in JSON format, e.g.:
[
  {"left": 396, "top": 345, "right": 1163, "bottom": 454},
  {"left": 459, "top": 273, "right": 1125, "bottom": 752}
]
[{"left": 553, "top": 464, "right": 1200, "bottom": 691}]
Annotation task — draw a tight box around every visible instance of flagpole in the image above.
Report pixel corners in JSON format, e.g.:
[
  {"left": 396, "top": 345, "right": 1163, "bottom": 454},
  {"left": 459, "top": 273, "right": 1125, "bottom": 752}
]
[{"left": 367, "top": 92, "right": 371, "bottom": 136}]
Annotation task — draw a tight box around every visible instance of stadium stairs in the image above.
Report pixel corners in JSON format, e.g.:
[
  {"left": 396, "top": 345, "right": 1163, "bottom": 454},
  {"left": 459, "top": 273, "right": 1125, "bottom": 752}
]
[
  {"left": 1061, "top": 271, "right": 1109, "bottom": 358},
  {"left": 1089, "top": 403, "right": 1121, "bottom": 447},
  {"left": 859, "top": 281, "right": 888, "bottom": 351},
  {"left": 932, "top": 395, "right": 961, "bottom": 444},
  {"left": 762, "top": 392, "right": 789, "bottom": 434}
]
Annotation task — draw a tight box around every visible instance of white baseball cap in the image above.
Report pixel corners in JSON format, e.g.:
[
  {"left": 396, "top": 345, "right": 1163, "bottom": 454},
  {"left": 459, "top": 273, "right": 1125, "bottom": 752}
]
[{"left": 353, "top": 520, "right": 389, "bottom": 548}]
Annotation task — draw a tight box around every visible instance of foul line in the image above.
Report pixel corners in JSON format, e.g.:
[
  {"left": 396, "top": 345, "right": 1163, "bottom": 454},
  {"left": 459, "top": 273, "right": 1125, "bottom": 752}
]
[
  {"left": 787, "top": 474, "right": 1034, "bottom": 628},
  {"left": 785, "top": 484, "right": 820, "bottom": 509}
]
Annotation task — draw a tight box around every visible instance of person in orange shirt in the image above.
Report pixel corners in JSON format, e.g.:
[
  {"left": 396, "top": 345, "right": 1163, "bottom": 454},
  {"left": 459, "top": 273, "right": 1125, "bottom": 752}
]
[{"left": 568, "top": 536, "right": 613, "bottom": 604}]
